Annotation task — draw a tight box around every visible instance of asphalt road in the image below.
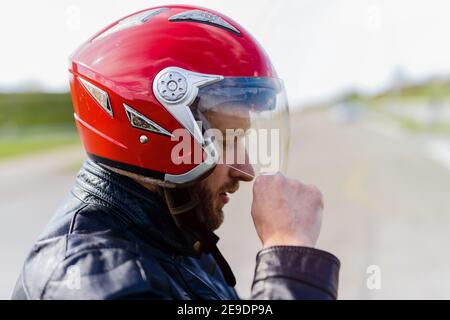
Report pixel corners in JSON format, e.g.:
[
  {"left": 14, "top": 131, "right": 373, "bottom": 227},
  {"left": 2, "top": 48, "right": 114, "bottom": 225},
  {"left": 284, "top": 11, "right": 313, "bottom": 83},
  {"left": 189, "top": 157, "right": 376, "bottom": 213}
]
[
  {"left": 1, "top": 110, "right": 450, "bottom": 299},
  {"left": 220, "top": 109, "right": 450, "bottom": 299},
  {"left": 0, "top": 146, "right": 85, "bottom": 299}
]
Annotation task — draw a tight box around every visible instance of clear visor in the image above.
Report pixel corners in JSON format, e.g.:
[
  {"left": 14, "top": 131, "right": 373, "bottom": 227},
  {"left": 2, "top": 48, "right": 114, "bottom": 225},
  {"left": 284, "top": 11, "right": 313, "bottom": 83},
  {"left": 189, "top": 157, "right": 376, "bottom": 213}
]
[{"left": 191, "top": 77, "right": 290, "bottom": 178}]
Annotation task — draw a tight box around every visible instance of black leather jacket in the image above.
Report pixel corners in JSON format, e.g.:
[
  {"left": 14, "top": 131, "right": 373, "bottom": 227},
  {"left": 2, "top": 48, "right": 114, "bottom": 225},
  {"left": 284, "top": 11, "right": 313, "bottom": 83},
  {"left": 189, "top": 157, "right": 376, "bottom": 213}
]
[{"left": 12, "top": 160, "right": 340, "bottom": 300}]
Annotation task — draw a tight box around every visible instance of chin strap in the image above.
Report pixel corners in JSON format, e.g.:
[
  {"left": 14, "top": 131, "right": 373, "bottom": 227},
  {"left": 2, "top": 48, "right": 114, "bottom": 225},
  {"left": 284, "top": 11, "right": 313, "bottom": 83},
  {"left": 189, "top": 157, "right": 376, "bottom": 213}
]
[{"left": 163, "top": 187, "right": 236, "bottom": 287}]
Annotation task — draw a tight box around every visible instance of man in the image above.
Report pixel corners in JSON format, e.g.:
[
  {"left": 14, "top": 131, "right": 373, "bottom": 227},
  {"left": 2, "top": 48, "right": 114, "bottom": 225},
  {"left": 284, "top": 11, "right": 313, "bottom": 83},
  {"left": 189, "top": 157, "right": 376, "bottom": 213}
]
[{"left": 12, "top": 5, "right": 340, "bottom": 300}]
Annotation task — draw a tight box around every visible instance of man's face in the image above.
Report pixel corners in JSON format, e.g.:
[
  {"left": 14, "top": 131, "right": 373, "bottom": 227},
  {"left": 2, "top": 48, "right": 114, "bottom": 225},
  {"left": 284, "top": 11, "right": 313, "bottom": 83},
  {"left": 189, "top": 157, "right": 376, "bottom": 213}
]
[
  {"left": 194, "top": 109, "right": 255, "bottom": 231},
  {"left": 195, "top": 164, "right": 240, "bottom": 231}
]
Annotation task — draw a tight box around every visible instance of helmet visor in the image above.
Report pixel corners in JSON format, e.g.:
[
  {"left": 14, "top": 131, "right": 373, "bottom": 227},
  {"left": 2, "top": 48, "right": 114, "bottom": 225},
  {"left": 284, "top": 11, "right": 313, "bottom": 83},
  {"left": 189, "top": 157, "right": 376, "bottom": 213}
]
[{"left": 191, "top": 77, "right": 290, "bottom": 178}]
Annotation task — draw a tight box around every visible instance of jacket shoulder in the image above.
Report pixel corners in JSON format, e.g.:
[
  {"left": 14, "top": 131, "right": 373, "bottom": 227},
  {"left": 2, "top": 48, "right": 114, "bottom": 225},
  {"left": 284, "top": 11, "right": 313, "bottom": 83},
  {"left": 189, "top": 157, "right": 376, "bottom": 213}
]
[
  {"left": 42, "top": 243, "right": 143, "bottom": 299},
  {"left": 42, "top": 234, "right": 173, "bottom": 299},
  {"left": 18, "top": 201, "right": 173, "bottom": 300}
]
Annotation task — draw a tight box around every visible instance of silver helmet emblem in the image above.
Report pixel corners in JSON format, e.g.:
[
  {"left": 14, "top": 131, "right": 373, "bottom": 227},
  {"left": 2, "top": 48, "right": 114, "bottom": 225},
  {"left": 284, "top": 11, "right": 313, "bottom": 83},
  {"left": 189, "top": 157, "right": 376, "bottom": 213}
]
[
  {"left": 153, "top": 67, "right": 224, "bottom": 145},
  {"left": 156, "top": 71, "right": 188, "bottom": 102}
]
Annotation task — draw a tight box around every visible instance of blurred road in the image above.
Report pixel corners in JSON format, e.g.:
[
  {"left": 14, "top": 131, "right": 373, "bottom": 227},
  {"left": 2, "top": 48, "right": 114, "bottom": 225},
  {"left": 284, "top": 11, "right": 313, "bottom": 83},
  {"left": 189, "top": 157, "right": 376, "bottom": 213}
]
[
  {"left": 2, "top": 110, "right": 450, "bottom": 299},
  {"left": 0, "top": 146, "right": 85, "bottom": 299},
  {"left": 220, "top": 109, "right": 450, "bottom": 299}
]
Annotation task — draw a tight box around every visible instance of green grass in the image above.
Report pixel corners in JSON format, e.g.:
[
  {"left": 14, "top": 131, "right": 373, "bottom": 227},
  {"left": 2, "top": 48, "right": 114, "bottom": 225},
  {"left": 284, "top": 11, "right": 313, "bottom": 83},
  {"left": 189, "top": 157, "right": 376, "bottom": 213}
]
[
  {"left": 337, "top": 79, "right": 450, "bottom": 136},
  {"left": 0, "top": 92, "right": 74, "bottom": 127},
  {"left": 0, "top": 92, "right": 79, "bottom": 159},
  {"left": 341, "top": 79, "right": 450, "bottom": 106},
  {"left": 394, "top": 117, "right": 450, "bottom": 134},
  {"left": 0, "top": 134, "right": 80, "bottom": 159}
]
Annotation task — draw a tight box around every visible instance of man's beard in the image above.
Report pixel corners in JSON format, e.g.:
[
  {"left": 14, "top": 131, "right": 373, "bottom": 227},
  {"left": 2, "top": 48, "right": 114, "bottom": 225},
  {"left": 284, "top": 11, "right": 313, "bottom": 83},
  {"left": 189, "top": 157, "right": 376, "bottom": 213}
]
[{"left": 195, "top": 180, "right": 238, "bottom": 231}]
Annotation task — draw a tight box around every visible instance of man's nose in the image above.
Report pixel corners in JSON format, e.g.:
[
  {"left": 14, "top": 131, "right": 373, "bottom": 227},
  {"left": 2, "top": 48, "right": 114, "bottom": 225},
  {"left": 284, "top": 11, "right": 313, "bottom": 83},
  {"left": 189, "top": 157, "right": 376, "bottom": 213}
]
[{"left": 229, "top": 163, "right": 255, "bottom": 182}]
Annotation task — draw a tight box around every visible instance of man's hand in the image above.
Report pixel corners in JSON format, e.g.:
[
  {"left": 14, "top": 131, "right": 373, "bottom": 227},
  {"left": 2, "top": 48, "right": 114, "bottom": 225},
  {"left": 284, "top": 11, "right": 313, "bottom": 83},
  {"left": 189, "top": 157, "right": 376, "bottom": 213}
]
[{"left": 251, "top": 172, "right": 324, "bottom": 249}]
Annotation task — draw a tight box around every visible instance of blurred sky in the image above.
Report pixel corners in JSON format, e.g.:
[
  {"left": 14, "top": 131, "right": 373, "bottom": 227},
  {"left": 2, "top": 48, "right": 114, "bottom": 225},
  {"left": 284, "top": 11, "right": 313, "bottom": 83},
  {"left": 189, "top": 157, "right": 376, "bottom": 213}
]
[{"left": 1, "top": 0, "right": 450, "bottom": 105}]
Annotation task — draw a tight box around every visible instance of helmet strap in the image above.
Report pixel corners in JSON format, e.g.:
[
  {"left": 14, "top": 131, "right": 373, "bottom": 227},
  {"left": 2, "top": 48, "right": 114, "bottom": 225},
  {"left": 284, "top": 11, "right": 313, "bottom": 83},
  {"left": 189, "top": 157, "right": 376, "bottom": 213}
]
[{"left": 163, "top": 187, "right": 236, "bottom": 287}]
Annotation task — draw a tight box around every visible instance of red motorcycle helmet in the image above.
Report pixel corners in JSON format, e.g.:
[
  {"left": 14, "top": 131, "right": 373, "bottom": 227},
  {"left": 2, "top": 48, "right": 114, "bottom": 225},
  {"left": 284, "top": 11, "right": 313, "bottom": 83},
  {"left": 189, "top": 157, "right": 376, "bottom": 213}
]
[{"left": 69, "top": 5, "right": 290, "bottom": 187}]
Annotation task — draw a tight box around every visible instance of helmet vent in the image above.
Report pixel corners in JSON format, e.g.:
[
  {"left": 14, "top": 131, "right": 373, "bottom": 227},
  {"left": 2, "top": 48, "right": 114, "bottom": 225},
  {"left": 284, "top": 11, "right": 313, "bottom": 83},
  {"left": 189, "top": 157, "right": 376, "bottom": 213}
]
[
  {"left": 79, "top": 78, "right": 113, "bottom": 118},
  {"left": 123, "top": 104, "right": 172, "bottom": 137},
  {"left": 94, "top": 8, "right": 169, "bottom": 41},
  {"left": 169, "top": 10, "right": 241, "bottom": 36}
]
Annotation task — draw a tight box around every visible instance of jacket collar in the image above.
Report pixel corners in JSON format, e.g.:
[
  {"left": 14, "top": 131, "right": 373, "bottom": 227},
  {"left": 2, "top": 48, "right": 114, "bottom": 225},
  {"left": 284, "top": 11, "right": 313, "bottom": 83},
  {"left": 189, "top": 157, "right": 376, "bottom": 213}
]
[{"left": 75, "top": 159, "right": 200, "bottom": 256}]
